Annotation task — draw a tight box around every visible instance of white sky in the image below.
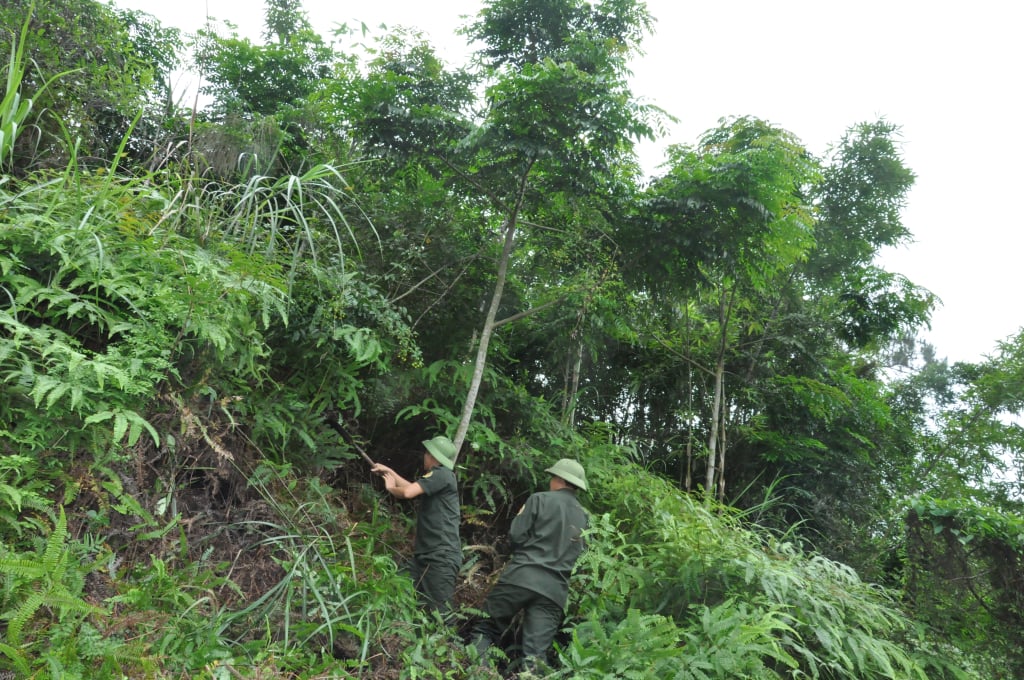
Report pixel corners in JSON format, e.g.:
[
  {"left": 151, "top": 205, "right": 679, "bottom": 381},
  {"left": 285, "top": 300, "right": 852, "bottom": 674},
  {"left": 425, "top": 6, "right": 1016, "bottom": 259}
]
[{"left": 114, "top": 0, "right": 1024, "bottom": 366}]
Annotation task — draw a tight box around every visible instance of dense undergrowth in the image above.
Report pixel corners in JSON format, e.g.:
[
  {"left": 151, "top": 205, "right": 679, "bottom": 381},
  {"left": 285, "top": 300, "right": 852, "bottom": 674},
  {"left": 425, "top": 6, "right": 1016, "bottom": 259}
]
[{"left": 0, "top": 161, "right": 991, "bottom": 679}]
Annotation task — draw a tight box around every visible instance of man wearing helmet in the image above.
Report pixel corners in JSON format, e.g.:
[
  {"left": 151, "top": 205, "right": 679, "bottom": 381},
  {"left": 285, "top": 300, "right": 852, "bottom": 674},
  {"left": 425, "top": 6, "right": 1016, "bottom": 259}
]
[
  {"left": 472, "top": 458, "right": 590, "bottom": 672},
  {"left": 372, "top": 435, "right": 462, "bottom": 615}
]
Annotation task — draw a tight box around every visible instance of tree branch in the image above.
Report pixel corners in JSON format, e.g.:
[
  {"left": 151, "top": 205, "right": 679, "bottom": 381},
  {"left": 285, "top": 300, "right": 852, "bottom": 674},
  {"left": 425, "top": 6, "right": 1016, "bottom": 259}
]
[{"left": 493, "top": 296, "right": 565, "bottom": 328}]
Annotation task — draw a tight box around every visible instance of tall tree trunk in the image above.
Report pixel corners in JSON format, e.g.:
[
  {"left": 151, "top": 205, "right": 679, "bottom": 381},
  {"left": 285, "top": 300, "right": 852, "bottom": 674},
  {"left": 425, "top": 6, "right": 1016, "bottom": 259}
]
[
  {"left": 561, "top": 339, "right": 583, "bottom": 427},
  {"left": 684, "top": 421, "right": 693, "bottom": 492},
  {"left": 683, "top": 305, "right": 694, "bottom": 493},
  {"left": 562, "top": 310, "right": 585, "bottom": 427},
  {"left": 704, "top": 350, "right": 725, "bottom": 500},
  {"left": 704, "top": 289, "right": 733, "bottom": 502},
  {"left": 717, "top": 386, "right": 728, "bottom": 503},
  {"left": 451, "top": 162, "right": 534, "bottom": 463}
]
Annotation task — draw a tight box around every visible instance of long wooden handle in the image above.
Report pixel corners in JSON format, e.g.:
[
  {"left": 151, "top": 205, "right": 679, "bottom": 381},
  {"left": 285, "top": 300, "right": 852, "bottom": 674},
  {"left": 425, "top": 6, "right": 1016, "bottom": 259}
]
[
  {"left": 323, "top": 413, "right": 375, "bottom": 466},
  {"left": 348, "top": 438, "right": 376, "bottom": 467}
]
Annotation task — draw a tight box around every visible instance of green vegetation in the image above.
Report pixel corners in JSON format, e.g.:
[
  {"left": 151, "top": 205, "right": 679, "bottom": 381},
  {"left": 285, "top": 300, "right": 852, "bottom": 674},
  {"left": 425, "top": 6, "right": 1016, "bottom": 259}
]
[{"left": 0, "top": 0, "right": 1021, "bottom": 677}]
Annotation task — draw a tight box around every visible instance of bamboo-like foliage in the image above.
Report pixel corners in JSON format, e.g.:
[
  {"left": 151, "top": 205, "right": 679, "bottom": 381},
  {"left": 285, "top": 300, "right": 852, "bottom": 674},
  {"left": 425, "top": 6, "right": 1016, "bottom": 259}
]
[
  {"left": 0, "top": 6, "right": 37, "bottom": 168},
  {"left": 219, "top": 163, "right": 375, "bottom": 275},
  {"left": 0, "top": 2, "right": 74, "bottom": 169}
]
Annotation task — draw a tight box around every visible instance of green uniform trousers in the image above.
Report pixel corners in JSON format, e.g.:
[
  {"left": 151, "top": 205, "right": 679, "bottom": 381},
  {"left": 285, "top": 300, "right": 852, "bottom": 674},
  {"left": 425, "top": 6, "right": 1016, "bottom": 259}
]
[
  {"left": 474, "top": 582, "right": 564, "bottom": 661},
  {"left": 411, "top": 554, "right": 460, "bottom": 614}
]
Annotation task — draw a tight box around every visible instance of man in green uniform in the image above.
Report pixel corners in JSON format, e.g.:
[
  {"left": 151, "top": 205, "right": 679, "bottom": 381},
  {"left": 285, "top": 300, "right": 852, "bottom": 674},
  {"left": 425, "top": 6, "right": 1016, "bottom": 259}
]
[
  {"left": 473, "top": 459, "right": 589, "bottom": 672},
  {"left": 372, "top": 435, "right": 462, "bottom": 615}
]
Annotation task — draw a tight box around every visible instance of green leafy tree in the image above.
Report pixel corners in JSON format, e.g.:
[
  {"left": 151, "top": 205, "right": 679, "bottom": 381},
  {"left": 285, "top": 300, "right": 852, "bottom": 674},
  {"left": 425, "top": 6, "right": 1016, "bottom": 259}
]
[
  {"left": 620, "top": 117, "right": 817, "bottom": 501},
  {"left": 441, "top": 0, "right": 657, "bottom": 461},
  {"left": 263, "top": 0, "right": 311, "bottom": 44},
  {"left": 811, "top": 120, "right": 916, "bottom": 277},
  {"left": 312, "top": 0, "right": 660, "bottom": 468},
  {"left": 190, "top": 1, "right": 337, "bottom": 174},
  {"left": 194, "top": 22, "right": 333, "bottom": 118},
  {"left": 0, "top": 0, "right": 182, "bottom": 171},
  {"left": 340, "top": 27, "right": 477, "bottom": 167},
  {"left": 595, "top": 117, "right": 937, "bottom": 572},
  {"left": 941, "top": 330, "right": 1024, "bottom": 500},
  {"left": 746, "top": 122, "right": 934, "bottom": 560}
]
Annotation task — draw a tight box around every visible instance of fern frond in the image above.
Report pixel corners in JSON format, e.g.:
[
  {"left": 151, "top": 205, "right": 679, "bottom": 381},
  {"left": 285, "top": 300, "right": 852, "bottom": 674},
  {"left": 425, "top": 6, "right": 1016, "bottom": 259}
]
[
  {"left": 0, "top": 640, "right": 31, "bottom": 675},
  {"left": 5, "top": 589, "right": 45, "bottom": 644},
  {"left": 38, "top": 590, "right": 103, "bottom": 618},
  {"left": 0, "top": 557, "right": 47, "bottom": 579},
  {"left": 41, "top": 506, "right": 69, "bottom": 574}
]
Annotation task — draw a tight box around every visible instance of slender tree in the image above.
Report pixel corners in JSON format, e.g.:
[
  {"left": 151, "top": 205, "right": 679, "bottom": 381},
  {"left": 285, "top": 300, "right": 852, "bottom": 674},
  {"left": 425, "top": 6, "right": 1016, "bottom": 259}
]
[
  {"left": 624, "top": 117, "right": 817, "bottom": 499},
  {"left": 445, "top": 0, "right": 656, "bottom": 461}
]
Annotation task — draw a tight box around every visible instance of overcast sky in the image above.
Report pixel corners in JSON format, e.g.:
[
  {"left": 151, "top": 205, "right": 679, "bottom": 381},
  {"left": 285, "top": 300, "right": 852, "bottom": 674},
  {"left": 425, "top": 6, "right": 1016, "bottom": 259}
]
[{"left": 114, "top": 0, "right": 1023, "bottom": 366}]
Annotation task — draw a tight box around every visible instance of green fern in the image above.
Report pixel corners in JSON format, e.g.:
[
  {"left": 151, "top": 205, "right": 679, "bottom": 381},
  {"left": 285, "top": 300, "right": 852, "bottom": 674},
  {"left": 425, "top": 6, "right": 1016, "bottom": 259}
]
[
  {"left": 0, "top": 639, "right": 30, "bottom": 675},
  {"left": 0, "top": 556, "right": 47, "bottom": 579},
  {"left": 0, "top": 507, "right": 101, "bottom": 646},
  {"left": 563, "top": 609, "right": 685, "bottom": 678},
  {"left": 0, "top": 454, "right": 50, "bottom": 537}
]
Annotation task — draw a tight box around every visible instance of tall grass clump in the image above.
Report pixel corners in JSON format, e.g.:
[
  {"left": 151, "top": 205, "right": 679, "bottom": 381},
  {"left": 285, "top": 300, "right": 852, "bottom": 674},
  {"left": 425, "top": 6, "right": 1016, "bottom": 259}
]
[
  {"left": 1, "top": 3, "right": 71, "bottom": 170},
  {"left": 198, "top": 461, "right": 463, "bottom": 677}
]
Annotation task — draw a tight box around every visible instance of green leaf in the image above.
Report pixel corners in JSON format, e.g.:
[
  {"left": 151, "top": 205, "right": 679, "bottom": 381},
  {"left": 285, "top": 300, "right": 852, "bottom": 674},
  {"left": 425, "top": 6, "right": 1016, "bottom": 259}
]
[{"left": 113, "top": 411, "right": 129, "bottom": 442}]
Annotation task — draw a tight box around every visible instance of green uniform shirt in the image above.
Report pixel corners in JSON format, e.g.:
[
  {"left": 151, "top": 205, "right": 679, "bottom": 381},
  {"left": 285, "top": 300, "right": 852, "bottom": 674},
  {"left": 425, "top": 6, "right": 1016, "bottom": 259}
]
[
  {"left": 413, "top": 465, "right": 461, "bottom": 563},
  {"left": 499, "top": 488, "right": 589, "bottom": 608}
]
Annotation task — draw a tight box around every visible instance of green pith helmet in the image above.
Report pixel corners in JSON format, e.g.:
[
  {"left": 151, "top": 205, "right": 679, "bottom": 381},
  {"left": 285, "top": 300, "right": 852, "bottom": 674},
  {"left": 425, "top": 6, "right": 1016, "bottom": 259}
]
[
  {"left": 545, "top": 459, "right": 588, "bottom": 491},
  {"left": 422, "top": 435, "right": 456, "bottom": 470}
]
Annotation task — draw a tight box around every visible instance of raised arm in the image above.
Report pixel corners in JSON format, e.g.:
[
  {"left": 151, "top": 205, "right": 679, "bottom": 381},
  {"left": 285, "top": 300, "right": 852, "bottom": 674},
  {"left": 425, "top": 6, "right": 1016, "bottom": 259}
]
[{"left": 372, "top": 464, "right": 424, "bottom": 499}]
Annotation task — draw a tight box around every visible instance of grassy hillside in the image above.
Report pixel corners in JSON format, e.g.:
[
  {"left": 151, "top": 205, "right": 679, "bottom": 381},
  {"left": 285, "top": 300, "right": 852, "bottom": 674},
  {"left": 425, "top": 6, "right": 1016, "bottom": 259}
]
[{"left": 0, "top": 131, "right": 994, "bottom": 680}]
